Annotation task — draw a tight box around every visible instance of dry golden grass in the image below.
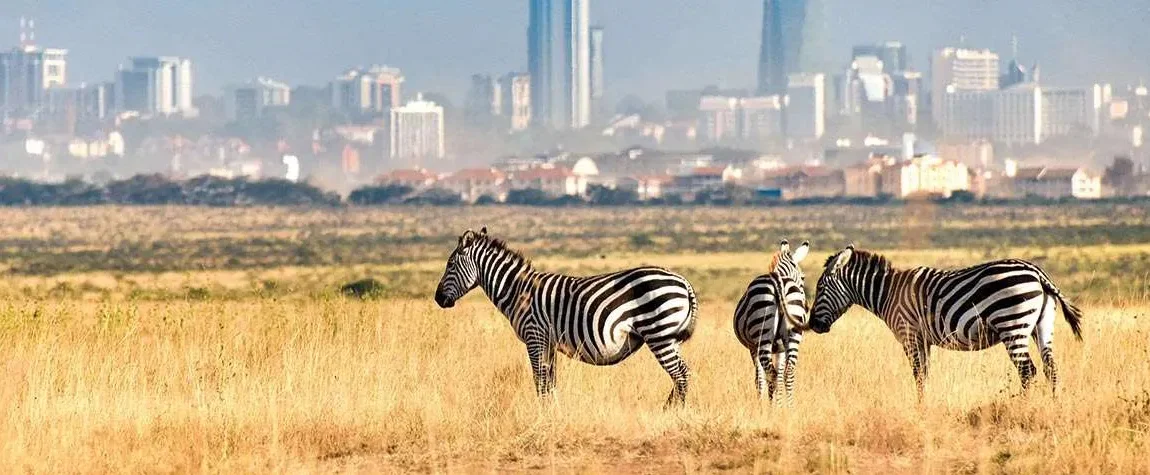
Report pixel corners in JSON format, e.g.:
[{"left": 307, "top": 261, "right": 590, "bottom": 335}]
[
  {"left": 1, "top": 295, "right": 1147, "bottom": 474},
  {"left": 1, "top": 205, "right": 1148, "bottom": 473}
]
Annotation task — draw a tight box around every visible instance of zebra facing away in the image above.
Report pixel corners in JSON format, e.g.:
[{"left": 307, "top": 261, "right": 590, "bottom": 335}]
[
  {"left": 807, "top": 245, "right": 1084, "bottom": 396},
  {"left": 733, "top": 239, "right": 810, "bottom": 404},
  {"left": 433, "top": 227, "right": 699, "bottom": 406}
]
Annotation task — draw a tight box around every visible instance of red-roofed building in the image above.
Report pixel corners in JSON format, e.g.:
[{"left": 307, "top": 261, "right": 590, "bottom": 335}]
[
  {"left": 376, "top": 168, "right": 438, "bottom": 188},
  {"left": 667, "top": 164, "right": 743, "bottom": 199},
  {"left": 441, "top": 168, "right": 508, "bottom": 202},
  {"left": 760, "top": 166, "right": 846, "bottom": 199},
  {"left": 1011, "top": 166, "right": 1101, "bottom": 199},
  {"left": 509, "top": 165, "right": 587, "bottom": 197},
  {"left": 616, "top": 174, "right": 673, "bottom": 200}
]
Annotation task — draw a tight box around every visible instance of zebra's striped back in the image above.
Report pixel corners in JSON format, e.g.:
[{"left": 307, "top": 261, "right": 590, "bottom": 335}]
[{"left": 732, "top": 239, "right": 809, "bottom": 401}]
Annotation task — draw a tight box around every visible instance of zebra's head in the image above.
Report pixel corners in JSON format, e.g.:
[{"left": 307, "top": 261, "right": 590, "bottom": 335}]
[
  {"left": 434, "top": 227, "right": 487, "bottom": 308},
  {"left": 774, "top": 239, "right": 811, "bottom": 329},
  {"left": 810, "top": 245, "right": 855, "bottom": 334}
]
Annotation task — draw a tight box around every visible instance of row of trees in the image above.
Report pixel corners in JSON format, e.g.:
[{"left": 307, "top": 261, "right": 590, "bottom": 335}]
[
  {"left": 0, "top": 175, "right": 341, "bottom": 206},
  {"left": 1, "top": 175, "right": 1146, "bottom": 207}
]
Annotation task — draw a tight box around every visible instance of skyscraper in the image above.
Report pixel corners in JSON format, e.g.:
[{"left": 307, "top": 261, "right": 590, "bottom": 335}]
[
  {"left": 464, "top": 74, "right": 500, "bottom": 127},
  {"left": 852, "top": 42, "right": 907, "bottom": 73},
  {"left": 226, "top": 77, "right": 291, "bottom": 121},
  {"left": 391, "top": 93, "right": 445, "bottom": 161},
  {"left": 589, "top": 26, "right": 605, "bottom": 122},
  {"left": 940, "top": 85, "right": 1042, "bottom": 145},
  {"left": 0, "top": 47, "right": 67, "bottom": 115},
  {"left": 330, "top": 65, "right": 404, "bottom": 115},
  {"left": 528, "top": 0, "right": 554, "bottom": 129},
  {"left": 786, "top": 73, "right": 826, "bottom": 139},
  {"left": 758, "top": 0, "right": 808, "bottom": 95},
  {"left": 116, "top": 57, "right": 194, "bottom": 116},
  {"left": 564, "top": 0, "right": 591, "bottom": 129},
  {"left": 499, "top": 72, "right": 532, "bottom": 132},
  {"left": 931, "top": 47, "right": 1000, "bottom": 127}
]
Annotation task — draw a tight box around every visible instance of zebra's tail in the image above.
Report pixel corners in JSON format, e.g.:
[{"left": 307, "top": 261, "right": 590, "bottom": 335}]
[
  {"left": 678, "top": 279, "right": 699, "bottom": 342},
  {"left": 1026, "top": 262, "right": 1084, "bottom": 341}
]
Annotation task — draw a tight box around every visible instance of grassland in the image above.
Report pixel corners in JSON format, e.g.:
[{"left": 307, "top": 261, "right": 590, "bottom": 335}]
[{"left": 0, "top": 204, "right": 1148, "bottom": 473}]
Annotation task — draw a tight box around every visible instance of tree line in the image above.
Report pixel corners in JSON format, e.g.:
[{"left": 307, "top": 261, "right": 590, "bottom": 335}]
[{"left": 1, "top": 175, "right": 1146, "bottom": 207}]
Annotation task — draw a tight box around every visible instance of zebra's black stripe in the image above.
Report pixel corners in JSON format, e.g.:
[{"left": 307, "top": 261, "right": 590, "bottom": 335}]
[
  {"left": 434, "top": 227, "right": 699, "bottom": 406},
  {"left": 733, "top": 239, "right": 810, "bottom": 404},
  {"left": 809, "top": 245, "right": 1084, "bottom": 396}
]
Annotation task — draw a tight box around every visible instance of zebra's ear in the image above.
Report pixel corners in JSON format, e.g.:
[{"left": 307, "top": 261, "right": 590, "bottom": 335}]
[
  {"left": 480, "top": 226, "right": 488, "bottom": 236},
  {"left": 778, "top": 239, "right": 790, "bottom": 254},
  {"left": 792, "top": 241, "right": 810, "bottom": 264},
  {"left": 830, "top": 248, "right": 853, "bottom": 273},
  {"left": 459, "top": 229, "right": 476, "bottom": 247}
]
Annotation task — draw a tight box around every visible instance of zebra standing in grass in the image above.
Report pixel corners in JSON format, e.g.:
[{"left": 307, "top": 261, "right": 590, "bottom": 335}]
[
  {"left": 433, "top": 227, "right": 699, "bottom": 406},
  {"left": 733, "top": 239, "right": 810, "bottom": 403},
  {"left": 807, "top": 245, "right": 1084, "bottom": 396}
]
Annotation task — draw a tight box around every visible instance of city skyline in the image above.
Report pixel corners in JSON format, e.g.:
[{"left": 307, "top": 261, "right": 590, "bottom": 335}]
[{"left": 2, "top": 0, "right": 1149, "bottom": 102}]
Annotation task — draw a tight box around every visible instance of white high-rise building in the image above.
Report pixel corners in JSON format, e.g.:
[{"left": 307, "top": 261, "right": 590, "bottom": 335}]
[
  {"left": 786, "top": 73, "right": 826, "bottom": 139},
  {"left": 1042, "top": 87, "right": 1098, "bottom": 138},
  {"left": 931, "top": 48, "right": 1000, "bottom": 125},
  {"left": 116, "top": 56, "right": 195, "bottom": 116},
  {"left": 941, "top": 85, "right": 1042, "bottom": 145},
  {"left": 564, "top": 0, "right": 591, "bottom": 129},
  {"left": 698, "top": 96, "right": 740, "bottom": 143},
  {"left": 226, "top": 77, "right": 291, "bottom": 121},
  {"left": 589, "top": 26, "right": 605, "bottom": 121},
  {"left": 499, "top": 72, "right": 532, "bottom": 132},
  {"left": 698, "top": 95, "right": 784, "bottom": 143},
  {"left": 390, "top": 93, "right": 445, "bottom": 160}
]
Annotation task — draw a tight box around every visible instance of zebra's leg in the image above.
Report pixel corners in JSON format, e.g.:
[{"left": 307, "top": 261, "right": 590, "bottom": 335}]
[
  {"left": 756, "top": 344, "right": 778, "bottom": 401},
  {"left": 901, "top": 340, "right": 930, "bottom": 400},
  {"left": 1034, "top": 298, "right": 1059, "bottom": 396},
  {"left": 771, "top": 349, "right": 786, "bottom": 407},
  {"left": 782, "top": 345, "right": 799, "bottom": 406},
  {"left": 526, "top": 338, "right": 555, "bottom": 398},
  {"left": 1003, "top": 333, "right": 1038, "bottom": 392},
  {"left": 752, "top": 351, "right": 767, "bottom": 399},
  {"left": 649, "top": 340, "right": 690, "bottom": 408},
  {"left": 542, "top": 345, "right": 557, "bottom": 395}
]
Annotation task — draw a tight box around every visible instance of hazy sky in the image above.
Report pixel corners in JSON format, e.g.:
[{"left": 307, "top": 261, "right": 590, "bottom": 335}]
[{"left": 3, "top": 0, "right": 1148, "bottom": 103}]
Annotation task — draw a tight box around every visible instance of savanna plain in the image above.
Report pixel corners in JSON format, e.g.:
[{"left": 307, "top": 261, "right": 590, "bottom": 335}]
[{"left": 0, "top": 203, "right": 1148, "bottom": 474}]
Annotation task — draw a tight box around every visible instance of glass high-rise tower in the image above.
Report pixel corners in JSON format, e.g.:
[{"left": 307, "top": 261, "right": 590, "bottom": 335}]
[
  {"left": 528, "top": 0, "right": 554, "bottom": 128},
  {"left": 758, "top": 0, "right": 811, "bottom": 95}
]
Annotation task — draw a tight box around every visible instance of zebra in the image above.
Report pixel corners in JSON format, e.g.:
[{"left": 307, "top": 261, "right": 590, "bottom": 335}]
[
  {"left": 733, "top": 239, "right": 810, "bottom": 404},
  {"left": 807, "top": 245, "right": 1084, "bottom": 396},
  {"left": 433, "top": 227, "right": 699, "bottom": 406}
]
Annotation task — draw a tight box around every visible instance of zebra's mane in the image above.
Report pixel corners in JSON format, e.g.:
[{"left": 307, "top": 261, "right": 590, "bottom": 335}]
[
  {"left": 823, "top": 248, "right": 892, "bottom": 271},
  {"left": 477, "top": 235, "right": 534, "bottom": 267},
  {"left": 768, "top": 252, "right": 782, "bottom": 273}
]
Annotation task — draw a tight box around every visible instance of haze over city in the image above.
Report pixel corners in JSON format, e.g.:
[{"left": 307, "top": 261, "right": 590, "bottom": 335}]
[
  {"left": 3, "top": 0, "right": 1149, "bottom": 99},
  {"left": 2, "top": 0, "right": 1149, "bottom": 203}
]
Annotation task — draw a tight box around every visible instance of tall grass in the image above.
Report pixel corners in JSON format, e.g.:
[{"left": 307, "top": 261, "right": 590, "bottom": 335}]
[
  {"left": 1, "top": 298, "right": 1146, "bottom": 473},
  {"left": 1, "top": 206, "right": 1147, "bottom": 472}
]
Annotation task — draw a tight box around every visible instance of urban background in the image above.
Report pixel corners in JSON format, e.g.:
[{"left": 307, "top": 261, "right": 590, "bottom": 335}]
[{"left": 1, "top": 1, "right": 1149, "bottom": 205}]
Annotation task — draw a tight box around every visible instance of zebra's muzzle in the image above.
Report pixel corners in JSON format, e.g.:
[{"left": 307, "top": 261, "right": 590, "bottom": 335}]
[
  {"left": 434, "top": 292, "right": 455, "bottom": 308},
  {"left": 808, "top": 319, "right": 831, "bottom": 334}
]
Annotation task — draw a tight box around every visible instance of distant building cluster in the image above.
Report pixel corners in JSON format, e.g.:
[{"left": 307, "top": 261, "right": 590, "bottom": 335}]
[
  {"left": 2, "top": 4, "right": 1149, "bottom": 196},
  {"left": 0, "top": 18, "right": 198, "bottom": 125},
  {"left": 375, "top": 144, "right": 1142, "bottom": 204}
]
